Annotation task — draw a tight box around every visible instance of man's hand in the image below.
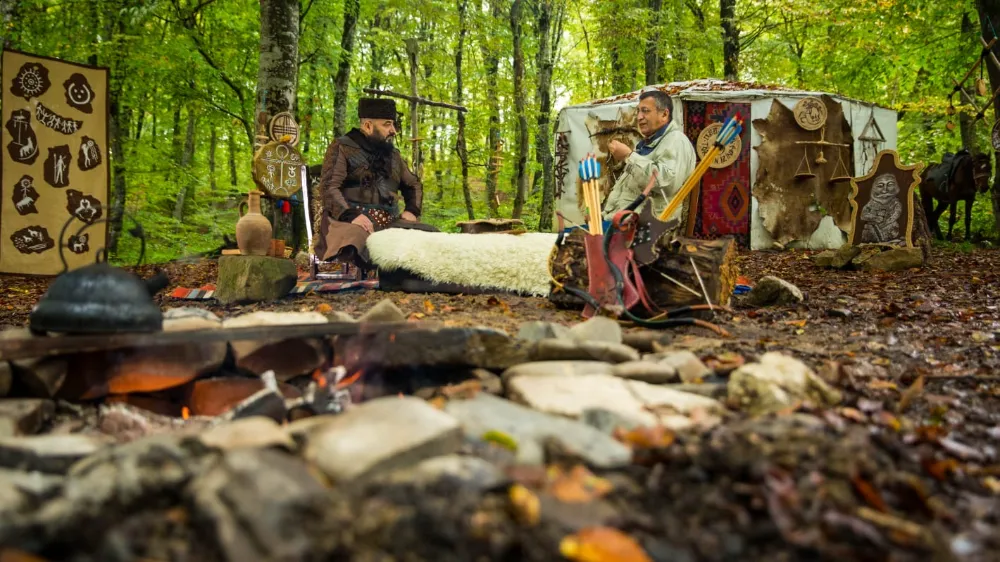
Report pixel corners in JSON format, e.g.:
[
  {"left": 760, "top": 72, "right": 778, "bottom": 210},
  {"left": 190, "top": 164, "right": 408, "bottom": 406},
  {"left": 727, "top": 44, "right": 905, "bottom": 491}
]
[
  {"left": 400, "top": 211, "right": 418, "bottom": 222},
  {"left": 608, "top": 140, "right": 632, "bottom": 161},
  {"left": 351, "top": 214, "right": 374, "bottom": 234}
]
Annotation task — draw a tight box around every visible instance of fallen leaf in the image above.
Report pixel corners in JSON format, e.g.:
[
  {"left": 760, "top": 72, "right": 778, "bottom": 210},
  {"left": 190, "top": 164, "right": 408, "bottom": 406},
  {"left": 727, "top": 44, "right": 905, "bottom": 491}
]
[
  {"left": 482, "top": 430, "right": 518, "bottom": 451},
  {"left": 547, "top": 465, "right": 614, "bottom": 503},
  {"left": 784, "top": 319, "right": 808, "bottom": 328},
  {"left": 983, "top": 477, "right": 1000, "bottom": 494},
  {"left": 897, "top": 375, "right": 924, "bottom": 414},
  {"left": 441, "top": 305, "right": 457, "bottom": 313},
  {"left": 874, "top": 411, "right": 902, "bottom": 431},
  {"left": 560, "top": 527, "right": 653, "bottom": 562},
  {"left": 915, "top": 425, "right": 948, "bottom": 442},
  {"left": 407, "top": 312, "right": 426, "bottom": 320},
  {"left": 486, "top": 295, "right": 512, "bottom": 314},
  {"left": 427, "top": 396, "right": 447, "bottom": 410},
  {"left": 613, "top": 425, "right": 675, "bottom": 449},
  {"left": 398, "top": 297, "right": 412, "bottom": 305},
  {"left": 922, "top": 457, "right": 959, "bottom": 481},
  {"left": 314, "top": 303, "right": 333, "bottom": 314},
  {"left": 868, "top": 380, "right": 898, "bottom": 391},
  {"left": 839, "top": 407, "right": 867, "bottom": 423},
  {"left": 508, "top": 484, "right": 540, "bottom": 526},
  {"left": 852, "top": 475, "right": 888, "bottom": 512},
  {"left": 423, "top": 299, "right": 436, "bottom": 314}
]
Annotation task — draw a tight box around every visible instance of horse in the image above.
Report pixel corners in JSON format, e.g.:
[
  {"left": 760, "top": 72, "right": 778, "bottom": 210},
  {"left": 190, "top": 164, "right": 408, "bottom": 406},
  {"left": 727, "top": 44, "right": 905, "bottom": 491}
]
[{"left": 919, "top": 150, "right": 991, "bottom": 240}]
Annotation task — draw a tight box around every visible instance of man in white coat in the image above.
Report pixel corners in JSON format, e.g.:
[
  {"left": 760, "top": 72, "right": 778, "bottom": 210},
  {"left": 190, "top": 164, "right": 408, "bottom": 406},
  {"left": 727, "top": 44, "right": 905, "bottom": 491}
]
[{"left": 602, "top": 89, "right": 696, "bottom": 222}]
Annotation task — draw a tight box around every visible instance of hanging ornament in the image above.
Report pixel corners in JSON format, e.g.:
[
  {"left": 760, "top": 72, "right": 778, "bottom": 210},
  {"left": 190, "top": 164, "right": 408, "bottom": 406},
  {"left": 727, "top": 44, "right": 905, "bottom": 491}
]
[
  {"left": 281, "top": 200, "right": 291, "bottom": 214},
  {"left": 946, "top": 120, "right": 956, "bottom": 131}
]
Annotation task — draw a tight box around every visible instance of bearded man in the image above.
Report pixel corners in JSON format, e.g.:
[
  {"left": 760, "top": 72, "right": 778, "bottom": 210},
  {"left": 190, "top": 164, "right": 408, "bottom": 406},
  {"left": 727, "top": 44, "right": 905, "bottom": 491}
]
[
  {"left": 314, "top": 98, "right": 437, "bottom": 268},
  {"left": 601, "top": 89, "right": 696, "bottom": 222}
]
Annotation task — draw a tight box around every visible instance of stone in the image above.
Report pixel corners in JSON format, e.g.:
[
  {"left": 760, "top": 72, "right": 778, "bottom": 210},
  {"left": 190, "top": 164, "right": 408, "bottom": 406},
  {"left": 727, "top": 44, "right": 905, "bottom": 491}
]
[
  {"left": 501, "top": 361, "right": 613, "bottom": 382},
  {"left": 529, "top": 339, "right": 640, "bottom": 363},
  {"left": 444, "top": 393, "right": 631, "bottom": 468},
  {"left": 812, "top": 244, "right": 861, "bottom": 269},
  {"left": 302, "top": 396, "right": 462, "bottom": 484},
  {"left": 198, "top": 416, "right": 295, "bottom": 451},
  {"left": 11, "top": 356, "right": 68, "bottom": 398},
  {"left": 859, "top": 246, "right": 924, "bottom": 272},
  {"left": 581, "top": 408, "right": 642, "bottom": 434},
  {"left": 505, "top": 371, "right": 724, "bottom": 431},
  {"left": 163, "top": 306, "right": 223, "bottom": 332},
  {"left": 728, "top": 352, "right": 842, "bottom": 416},
  {"left": 340, "top": 327, "right": 529, "bottom": 372},
  {"left": 224, "top": 311, "right": 328, "bottom": 382},
  {"left": 0, "top": 434, "right": 105, "bottom": 473},
  {"left": 516, "top": 321, "right": 571, "bottom": 342},
  {"left": 326, "top": 311, "right": 356, "bottom": 323},
  {"left": 378, "top": 454, "right": 505, "bottom": 492},
  {"left": 358, "top": 298, "right": 407, "bottom": 323},
  {"left": 655, "top": 351, "right": 712, "bottom": 383},
  {"left": 0, "top": 399, "right": 53, "bottom": 436},
  {"left": 611, "top": 361, "right": 679, "bottom": 384},
  {"left": 214, "top": 255, "right": 297, "bottom": 304},
  {"left": 188, "top": 448, "right": 331, "bottom": 562},
  {"left": 567, "top": 316, "right": 623, "bottom": 344},
  {"left": 665, "top": 383, "right": 728, "bottom": 400},
  {"left": 745, "top": 276, "right": 804, "bottom": 307}
]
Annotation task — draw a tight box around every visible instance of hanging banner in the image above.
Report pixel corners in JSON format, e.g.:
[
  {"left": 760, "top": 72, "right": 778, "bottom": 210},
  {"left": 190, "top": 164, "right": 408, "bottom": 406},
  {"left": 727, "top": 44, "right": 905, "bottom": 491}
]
[{"left": 1, "top": 49, "right": 109, "bottom": 275}]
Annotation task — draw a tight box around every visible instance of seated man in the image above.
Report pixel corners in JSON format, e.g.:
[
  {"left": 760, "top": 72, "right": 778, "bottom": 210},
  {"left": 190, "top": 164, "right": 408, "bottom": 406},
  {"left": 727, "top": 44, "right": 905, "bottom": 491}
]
[
  {"left": 314, "top": 97, "right": 438, "bottom": 268},
  {"left": 602, "top": 89, "right": 696, "bottom": 222}
]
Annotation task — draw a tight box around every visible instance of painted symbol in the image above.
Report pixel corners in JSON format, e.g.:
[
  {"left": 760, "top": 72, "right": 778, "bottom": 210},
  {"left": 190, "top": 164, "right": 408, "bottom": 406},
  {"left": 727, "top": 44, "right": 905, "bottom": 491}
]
[
  {"left": 78, "top": 136, "right": 102, "bottom": 171},
  {"left": 10, "top": 225, "right": 54, "bottom": 254},
  {"left": 10, "top": 62, "right": 50, "bottom": 101},
  {"left": 67, "top": 233, "right": 90, "bottom": 254},
  {"left": 63, "top": 73, "right": 94, "bottom": 113},
  {"left": 65, "top": 189, "right": 103, "bottom": 224},
  {"left": 35, "top": 102, "right": 82, "bottom": 135},
  {"left": 11, "top": 175, "right": 39, "bottom": 216},
  {"left": 5, "top": 109, "right": 39, "bottom": 165},
  {"left": 44, "top": 145, "right": 72, "bottom": 188}
]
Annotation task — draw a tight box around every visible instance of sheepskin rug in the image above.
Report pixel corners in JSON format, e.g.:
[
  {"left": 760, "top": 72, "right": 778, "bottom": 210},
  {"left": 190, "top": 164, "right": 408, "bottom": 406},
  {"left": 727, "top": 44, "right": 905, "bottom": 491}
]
[{"left": 366, "top": 229, "right": 559, "bottom": 296}]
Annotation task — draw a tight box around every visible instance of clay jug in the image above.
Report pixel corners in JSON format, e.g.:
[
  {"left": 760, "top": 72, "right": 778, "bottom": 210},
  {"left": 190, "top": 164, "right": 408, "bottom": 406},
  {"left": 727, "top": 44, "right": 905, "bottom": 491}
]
[{"left": 236, "top": 190, "right": 272, "bottom": 256}]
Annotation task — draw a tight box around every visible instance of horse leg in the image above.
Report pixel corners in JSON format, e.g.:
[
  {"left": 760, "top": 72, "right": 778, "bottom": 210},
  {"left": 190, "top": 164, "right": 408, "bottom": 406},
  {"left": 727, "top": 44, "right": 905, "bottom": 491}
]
[
  {"left": 965, "top": 196, "right": 974, "bottom": 240},
  {"left": 947, "top": 199, "right": 958, "bottom": 239},
  {"left": 931, "top": 199, "right": 947, "bottom": 239}
]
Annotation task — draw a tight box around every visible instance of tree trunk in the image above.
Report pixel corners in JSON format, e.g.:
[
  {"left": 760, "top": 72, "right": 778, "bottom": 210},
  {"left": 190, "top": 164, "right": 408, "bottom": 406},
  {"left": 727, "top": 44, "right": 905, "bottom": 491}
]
[
  {"left": 108, "top": 96, "right": 129, "bottom": 253},
  {"left": 510, "top": 0, "right": 528, "bottom": 219},
  {"left": 170, "top": 107, "right": 182, "bottom": 183},
  {"left": 0, "top": 0, "right": 18, "bottom": 48},
  {"left": 456, "top": 0, "right": 474, "bottom": 220},
  {"left": 434, "top": 115, "right": 444, "bottom": 200},
  {"left": 535, "top": 0, "right": 560, "bottom": 231},
  {"left": 301, "top": 64, "right": 316, "bottom": 155},
  {"left": 645, "top": 0, "right": 663, "bottom": 85},
  {"left": 209, "top": 125, "right": 218, "bottom": 191},
  {"left": 256, "top": 0, "right": 299, "bottom": 118},
  {"left": 976, "top": 0, "right": 1000, "bottom": 236},
  {"left": 960, "top": 12, "right": 979, "bottom": 155},
  {"left": 333, "top": 0, "right": 360, "bottom": 137},
  {"left": 720, "top": 0, "right": 739, "bottom": 81},
  {"left": 229, "top": 133, "right": 239, "bottom": 188},
  {"left": 173, "top": 108, "right": 197, "bottom": 221},
  {"left": 405, "top": 38, "right": 422, "bottom": 177},
  {"left": 483, "top": 0, "right": 502, "bottom": 217}
]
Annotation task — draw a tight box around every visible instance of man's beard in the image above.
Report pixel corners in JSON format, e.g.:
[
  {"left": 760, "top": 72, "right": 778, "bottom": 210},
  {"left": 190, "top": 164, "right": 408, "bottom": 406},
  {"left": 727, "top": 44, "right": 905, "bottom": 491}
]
[{"left": 366, "top": 132, "right": 395, "bottom": 177}]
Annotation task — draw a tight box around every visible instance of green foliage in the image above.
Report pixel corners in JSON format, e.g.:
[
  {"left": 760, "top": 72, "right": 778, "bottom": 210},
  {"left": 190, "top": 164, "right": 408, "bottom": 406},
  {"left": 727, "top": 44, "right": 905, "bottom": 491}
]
[{"left": 5, "top": 0, "right": 999, "bottom": 266}]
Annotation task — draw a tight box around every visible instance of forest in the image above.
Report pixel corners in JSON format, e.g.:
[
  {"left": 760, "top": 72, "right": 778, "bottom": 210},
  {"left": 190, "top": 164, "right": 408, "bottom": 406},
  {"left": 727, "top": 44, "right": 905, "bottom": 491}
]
[{"left": 2, "top": 0, "right": 999, "bottom": 264}]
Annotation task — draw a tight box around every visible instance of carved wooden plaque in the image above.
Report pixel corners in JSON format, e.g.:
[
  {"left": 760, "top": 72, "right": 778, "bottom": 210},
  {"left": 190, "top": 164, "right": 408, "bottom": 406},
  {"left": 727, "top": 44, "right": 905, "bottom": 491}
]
[
  {"left": 253, "top": 140, "right": 303, "bottom": 198},
  {"left": 696, "top": 122, "right": 741, "bottom": 169},
  {"left": 268, "top": 111, "right": 300, "bottom": 146},
  {"left": 793, "top": 97, "right": 827, "bottom": 131},
  {"left": 848, "top": 150, "right": 923, "bottom": 248}
]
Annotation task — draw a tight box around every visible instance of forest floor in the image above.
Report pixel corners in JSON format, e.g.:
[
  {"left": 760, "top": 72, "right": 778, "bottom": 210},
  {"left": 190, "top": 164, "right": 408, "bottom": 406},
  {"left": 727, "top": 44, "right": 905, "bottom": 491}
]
[{"left": 1, "top": 246, "right": 999, "bottom": 560}]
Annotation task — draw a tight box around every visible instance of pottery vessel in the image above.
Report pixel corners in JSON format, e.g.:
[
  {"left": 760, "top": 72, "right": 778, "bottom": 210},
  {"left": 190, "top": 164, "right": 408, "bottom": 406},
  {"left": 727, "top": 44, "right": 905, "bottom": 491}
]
[{"left": 236, "top": 190, "right": 272, "bottom": 256}]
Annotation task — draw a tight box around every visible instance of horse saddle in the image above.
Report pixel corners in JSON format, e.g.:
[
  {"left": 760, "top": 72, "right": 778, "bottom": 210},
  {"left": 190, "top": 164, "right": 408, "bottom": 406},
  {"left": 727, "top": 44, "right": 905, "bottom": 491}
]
[
  {"left": 927, "top": 150, "right": 969, "bottom": 188},
  {"left": 582, "top": 210, "right": 656, "bottom": 319}
]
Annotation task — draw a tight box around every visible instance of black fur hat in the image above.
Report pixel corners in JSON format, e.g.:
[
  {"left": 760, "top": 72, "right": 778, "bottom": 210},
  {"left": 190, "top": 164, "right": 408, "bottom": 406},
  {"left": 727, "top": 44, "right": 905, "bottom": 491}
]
[{"left": 358, "top": 98, "right": 397, "bottom": 120}]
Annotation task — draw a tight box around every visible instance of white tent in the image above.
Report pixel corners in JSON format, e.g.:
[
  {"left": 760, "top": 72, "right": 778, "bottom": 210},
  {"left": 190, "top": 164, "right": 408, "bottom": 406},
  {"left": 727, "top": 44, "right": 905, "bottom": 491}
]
[{"left": 552, "top": 79, "right": 898, "bottom": 250}]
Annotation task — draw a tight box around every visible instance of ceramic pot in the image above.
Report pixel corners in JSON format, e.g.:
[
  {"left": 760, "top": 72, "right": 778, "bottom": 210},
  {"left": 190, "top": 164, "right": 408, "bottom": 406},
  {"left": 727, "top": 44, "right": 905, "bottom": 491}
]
[{"left": 236, "top": 190, "right": 272, "bottom": 256}]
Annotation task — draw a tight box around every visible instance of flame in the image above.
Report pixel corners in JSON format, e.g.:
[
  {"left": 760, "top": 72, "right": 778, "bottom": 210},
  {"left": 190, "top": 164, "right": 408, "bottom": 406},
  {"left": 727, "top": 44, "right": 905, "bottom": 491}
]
[
  {"left": 181, "top": 406, "right": 190, "bottom": 420},
  {"left": 312, "top": 368, "right": 328, "bottom": 388},
  {"left": 334, "top": 370, "right": 363, "bottom": 390}
]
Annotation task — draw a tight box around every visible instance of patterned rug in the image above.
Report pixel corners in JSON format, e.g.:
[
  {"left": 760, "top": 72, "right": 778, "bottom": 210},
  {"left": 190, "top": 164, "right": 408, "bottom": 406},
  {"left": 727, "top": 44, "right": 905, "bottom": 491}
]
[
  {"left": 168, "top": 272, "right": 378, "bottom": 301},
  {"left": 683, "top": 101, "right": 752, "bottom": 247}
]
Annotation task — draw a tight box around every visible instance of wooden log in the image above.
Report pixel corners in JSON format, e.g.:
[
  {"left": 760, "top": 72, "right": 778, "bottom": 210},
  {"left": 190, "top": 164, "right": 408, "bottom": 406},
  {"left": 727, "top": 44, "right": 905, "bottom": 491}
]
[
  {"left": 456, "top": 218, "right": 525, "bottom": 234},
  {"left": 548, "top": 229, "right": 738, "bottom": 314}
]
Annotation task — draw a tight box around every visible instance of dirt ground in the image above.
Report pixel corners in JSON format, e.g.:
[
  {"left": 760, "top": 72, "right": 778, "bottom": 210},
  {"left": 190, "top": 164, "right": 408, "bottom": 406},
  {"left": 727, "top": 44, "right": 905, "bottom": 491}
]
[{"left": 2, "top": 247, "right": 999, "bottom": 560}]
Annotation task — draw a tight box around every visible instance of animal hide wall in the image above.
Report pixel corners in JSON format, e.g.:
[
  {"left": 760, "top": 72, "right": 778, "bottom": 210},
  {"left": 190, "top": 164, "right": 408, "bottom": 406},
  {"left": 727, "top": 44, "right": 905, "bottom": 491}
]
[
  {"left": 752, "top": 95, "right": 855, "bottom": 245},
  {"left": 1, "top": 50, "right": 108, "bottom": 275},
  {"left": 581, "top": 106, "right": 641, "bottom": 215}
]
